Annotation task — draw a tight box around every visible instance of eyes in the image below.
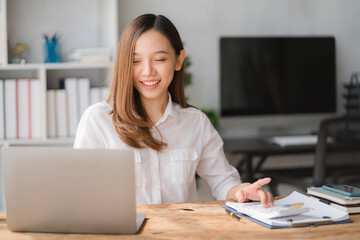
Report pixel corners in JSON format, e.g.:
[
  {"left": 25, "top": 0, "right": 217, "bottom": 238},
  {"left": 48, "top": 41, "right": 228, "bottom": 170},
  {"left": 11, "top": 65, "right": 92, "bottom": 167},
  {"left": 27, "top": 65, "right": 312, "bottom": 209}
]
[{"left": 133, "top": 58, "right": 167, "bottom": 64}]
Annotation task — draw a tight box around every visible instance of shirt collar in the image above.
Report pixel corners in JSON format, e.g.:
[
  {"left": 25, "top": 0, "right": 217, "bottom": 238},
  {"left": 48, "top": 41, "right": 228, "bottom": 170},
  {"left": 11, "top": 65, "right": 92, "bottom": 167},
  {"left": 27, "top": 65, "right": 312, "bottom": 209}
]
[{"left": 155, "top": 92, "right": 179, "bottom": 126}]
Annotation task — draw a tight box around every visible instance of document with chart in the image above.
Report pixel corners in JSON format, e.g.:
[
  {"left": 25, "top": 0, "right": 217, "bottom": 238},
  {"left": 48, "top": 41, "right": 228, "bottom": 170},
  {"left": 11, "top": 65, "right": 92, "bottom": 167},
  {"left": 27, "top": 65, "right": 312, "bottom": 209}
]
[{"left": 224, "top": 191, "right": 351, "bottom": 228}]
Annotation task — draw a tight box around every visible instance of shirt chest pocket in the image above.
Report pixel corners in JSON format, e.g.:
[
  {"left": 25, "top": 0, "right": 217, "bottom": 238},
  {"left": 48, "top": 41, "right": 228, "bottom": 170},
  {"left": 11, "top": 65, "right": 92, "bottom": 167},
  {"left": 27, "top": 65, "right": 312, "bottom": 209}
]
[{"left": 170, "top": 149, "right": 199, "bottom": 184}]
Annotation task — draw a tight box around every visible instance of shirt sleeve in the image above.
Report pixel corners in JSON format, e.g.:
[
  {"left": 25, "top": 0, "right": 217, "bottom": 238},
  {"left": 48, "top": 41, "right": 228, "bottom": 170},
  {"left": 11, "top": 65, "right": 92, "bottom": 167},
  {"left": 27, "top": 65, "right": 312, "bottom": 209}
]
[
  {"left": 196, "top": 112, "right": 242, "bottom": 200},
  {"left": 73, "top": 107, "right": 106, "bottom": 149}
]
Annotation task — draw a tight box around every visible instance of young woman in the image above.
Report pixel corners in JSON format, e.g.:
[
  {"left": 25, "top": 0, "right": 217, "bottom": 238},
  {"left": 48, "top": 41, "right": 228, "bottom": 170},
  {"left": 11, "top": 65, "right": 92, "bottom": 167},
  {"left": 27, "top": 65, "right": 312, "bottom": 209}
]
[{"left": 74, "top": 14, "right": 273, "bottom": 206}]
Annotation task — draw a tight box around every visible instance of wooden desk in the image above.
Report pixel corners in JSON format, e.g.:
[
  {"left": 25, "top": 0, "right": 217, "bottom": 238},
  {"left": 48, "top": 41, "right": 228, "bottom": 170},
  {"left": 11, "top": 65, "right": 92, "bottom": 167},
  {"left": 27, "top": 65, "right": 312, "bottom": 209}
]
[{"left": 1, "top": 201, "right": 360, "bottom": 240}]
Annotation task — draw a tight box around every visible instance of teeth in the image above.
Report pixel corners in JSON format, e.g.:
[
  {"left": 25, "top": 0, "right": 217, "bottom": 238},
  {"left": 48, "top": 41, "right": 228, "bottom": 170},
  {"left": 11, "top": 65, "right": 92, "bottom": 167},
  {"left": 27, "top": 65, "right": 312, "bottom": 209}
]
[{"left": 142, "top": 80, "right": 160, "bottom": 86}]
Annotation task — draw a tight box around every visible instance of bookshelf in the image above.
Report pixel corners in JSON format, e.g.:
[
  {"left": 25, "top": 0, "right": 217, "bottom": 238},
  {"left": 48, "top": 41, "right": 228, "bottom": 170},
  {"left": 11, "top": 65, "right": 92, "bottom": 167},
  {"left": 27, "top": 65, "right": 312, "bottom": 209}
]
[{"left": 0, "top": 0, "right": 119, "bottom": 145}]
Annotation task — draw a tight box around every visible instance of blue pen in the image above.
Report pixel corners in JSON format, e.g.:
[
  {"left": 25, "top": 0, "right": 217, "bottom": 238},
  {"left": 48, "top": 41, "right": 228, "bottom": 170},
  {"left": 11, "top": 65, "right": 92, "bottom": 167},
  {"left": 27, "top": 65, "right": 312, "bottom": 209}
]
[{"left": 52, "top": 33, "right": 57, "bottom": 42}]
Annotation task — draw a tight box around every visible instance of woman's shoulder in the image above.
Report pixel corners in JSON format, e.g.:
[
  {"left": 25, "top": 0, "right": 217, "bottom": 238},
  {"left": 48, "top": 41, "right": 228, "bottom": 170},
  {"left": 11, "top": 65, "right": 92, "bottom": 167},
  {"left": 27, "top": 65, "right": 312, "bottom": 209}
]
[
  {"left": 83, "top": 101, "right": 112, "bottom": 118},
  {"left": 173, "top": 103, "right": 207, "bottom": 119}
]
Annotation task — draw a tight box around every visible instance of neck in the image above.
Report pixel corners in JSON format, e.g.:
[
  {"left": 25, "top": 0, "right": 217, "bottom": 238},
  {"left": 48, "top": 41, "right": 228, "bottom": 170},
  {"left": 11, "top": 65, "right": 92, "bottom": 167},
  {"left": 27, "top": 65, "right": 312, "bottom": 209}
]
[{"left": 142, "top": 94, "right": 168, "bottom": 124}]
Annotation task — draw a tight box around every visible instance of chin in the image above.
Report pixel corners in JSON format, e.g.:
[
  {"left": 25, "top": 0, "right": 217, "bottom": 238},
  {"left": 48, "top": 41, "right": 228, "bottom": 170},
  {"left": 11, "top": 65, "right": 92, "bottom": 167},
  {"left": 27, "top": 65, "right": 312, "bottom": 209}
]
[{"left": 140, "top": 91, "right": 163, "bottom": 100}]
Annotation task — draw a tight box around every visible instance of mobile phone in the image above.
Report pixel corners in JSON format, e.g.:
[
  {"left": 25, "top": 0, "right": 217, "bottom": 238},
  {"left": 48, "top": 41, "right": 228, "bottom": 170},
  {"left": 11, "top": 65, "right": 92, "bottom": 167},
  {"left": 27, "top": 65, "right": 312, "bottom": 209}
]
[{"left": 322, "top": 185, "right": 360, "bottom": 197}]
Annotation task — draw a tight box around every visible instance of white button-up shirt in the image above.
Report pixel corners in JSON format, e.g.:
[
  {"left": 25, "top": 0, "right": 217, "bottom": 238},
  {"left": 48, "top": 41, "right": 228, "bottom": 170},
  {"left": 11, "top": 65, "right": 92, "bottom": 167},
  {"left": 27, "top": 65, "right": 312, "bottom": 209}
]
[{"left": 74, "top": 95, "right": 241, "bottom": 205}]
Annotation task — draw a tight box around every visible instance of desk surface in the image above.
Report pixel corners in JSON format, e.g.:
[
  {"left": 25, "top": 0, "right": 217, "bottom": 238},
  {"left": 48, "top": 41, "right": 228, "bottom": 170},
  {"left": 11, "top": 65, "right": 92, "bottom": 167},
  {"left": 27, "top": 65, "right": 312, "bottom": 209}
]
[{"left": 1, "top": 201, "right": 360, "bottom": 240}]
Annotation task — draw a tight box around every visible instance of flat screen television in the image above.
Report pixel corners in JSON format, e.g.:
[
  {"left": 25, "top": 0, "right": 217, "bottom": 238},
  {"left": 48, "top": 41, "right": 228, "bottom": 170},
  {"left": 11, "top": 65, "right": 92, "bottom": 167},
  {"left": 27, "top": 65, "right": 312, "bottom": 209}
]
[{"left": 220, "top": 36, "right": 336, "bottom": 135}]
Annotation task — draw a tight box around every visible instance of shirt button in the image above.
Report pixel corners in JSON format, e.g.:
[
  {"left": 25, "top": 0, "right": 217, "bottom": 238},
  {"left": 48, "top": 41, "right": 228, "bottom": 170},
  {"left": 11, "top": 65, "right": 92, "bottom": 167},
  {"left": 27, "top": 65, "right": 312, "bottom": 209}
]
[
  {"left": 154, "top": 186, "right": 160, "bottom": 191},
  {"left": 152, "top": 158, "right": 157, "bottom": 163},
  {"left": 183, "top": 153, "right": 188, "bottom": 159}
]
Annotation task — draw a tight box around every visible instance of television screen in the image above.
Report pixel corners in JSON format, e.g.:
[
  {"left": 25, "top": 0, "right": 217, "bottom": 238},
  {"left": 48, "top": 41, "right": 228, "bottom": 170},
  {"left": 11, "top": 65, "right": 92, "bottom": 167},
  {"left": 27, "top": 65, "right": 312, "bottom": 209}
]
[{"left": 220, "top": 37, "right": 336, "bottom": 117}]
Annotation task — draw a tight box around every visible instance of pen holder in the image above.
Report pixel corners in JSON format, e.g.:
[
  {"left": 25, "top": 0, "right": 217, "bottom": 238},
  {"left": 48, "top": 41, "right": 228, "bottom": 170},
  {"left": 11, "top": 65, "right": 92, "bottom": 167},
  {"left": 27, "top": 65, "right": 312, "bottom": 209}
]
[{"left": 44, "top": 41, "right": 61, "bottom": 63}]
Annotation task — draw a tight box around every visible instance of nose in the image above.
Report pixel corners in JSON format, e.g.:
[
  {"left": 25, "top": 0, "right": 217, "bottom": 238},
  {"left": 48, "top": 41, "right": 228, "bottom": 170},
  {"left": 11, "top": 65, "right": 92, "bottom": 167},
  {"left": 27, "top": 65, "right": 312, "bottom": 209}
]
[{"left": 142, "top": 59, "right": 156, "bottom": 76}]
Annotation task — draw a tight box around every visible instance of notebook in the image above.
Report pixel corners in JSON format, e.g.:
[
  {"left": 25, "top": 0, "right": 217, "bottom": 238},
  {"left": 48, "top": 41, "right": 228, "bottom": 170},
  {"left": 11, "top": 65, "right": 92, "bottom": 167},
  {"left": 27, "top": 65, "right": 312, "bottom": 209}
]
[
  {"left": 307, "top": 187, "right": 360, "bottom": 205},
  {"left": 1, "top": 147, "right": 146, "bottom": 234}
]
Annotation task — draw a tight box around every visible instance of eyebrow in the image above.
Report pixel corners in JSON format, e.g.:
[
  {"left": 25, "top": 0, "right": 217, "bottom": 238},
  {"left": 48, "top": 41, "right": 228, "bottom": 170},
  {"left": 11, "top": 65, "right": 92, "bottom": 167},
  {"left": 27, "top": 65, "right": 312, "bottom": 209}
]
[
  {"left": 133, "top": 50, "right": 169, "bottom": 55},
  {"left": 155, "top": 50, "right": 169, "bottom": 55}
]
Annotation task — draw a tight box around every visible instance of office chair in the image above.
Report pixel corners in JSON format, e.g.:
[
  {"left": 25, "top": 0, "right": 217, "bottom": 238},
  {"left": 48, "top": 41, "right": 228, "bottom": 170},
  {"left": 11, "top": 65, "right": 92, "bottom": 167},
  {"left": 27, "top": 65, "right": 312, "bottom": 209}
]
[{"left": 313, "top": 115, "right": 360, "bottom": 187}]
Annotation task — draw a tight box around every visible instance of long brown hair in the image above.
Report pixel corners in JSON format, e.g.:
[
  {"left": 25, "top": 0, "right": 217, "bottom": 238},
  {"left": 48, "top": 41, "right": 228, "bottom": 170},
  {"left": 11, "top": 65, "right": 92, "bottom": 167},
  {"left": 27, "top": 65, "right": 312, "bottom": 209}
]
[{"left": 108, "top": 14, "right": 190, "bottom": 151}]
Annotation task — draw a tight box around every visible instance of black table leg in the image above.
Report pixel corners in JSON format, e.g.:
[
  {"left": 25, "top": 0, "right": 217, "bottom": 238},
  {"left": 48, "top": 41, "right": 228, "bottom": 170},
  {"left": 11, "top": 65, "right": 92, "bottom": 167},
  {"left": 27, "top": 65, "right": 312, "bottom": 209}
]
[{"left": 244, "top": 154, "right": 253, "bottom": 182}]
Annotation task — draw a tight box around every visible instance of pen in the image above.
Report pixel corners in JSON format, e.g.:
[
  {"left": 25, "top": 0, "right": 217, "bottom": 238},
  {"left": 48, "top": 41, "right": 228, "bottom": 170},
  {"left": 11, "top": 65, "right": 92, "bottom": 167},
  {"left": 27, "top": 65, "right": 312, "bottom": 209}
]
[{"left": 225, "top": 209, "right": 242, "bottom": 221}]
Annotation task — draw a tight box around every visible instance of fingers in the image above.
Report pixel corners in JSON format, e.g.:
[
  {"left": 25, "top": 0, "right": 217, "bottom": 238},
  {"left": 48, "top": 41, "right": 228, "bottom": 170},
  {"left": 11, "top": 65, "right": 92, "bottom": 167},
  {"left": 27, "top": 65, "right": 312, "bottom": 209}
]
[
  {"left": 235, "top": 190, "right": 247, "bottom": 203},
  {"left": 257, "top": 189, "right": 268, "bottom": 207},
  {"left": 258, "top": 189, "right": 274, "bottom": 207},
  {"left": 268, "top": 191, "right": 274, "bottom": 206},
  {"left": 252, "top": 177, "right": 271, "bottom": 189}
]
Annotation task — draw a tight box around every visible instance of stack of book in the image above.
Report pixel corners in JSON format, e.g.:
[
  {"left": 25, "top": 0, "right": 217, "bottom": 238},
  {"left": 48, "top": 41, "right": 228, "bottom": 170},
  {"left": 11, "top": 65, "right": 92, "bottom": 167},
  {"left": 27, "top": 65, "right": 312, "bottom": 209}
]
[
  {"left": 47, "top": 77, "right": 109, "bottom": 138},
  {"left": 0, "top": 78, "right": 42, "bottom": 139},
  {"left": 68, "top": 47, "right": 112, "bottom": 63},
  {"left": 307, "top": 187, "right": 360, "bottom": 214}
]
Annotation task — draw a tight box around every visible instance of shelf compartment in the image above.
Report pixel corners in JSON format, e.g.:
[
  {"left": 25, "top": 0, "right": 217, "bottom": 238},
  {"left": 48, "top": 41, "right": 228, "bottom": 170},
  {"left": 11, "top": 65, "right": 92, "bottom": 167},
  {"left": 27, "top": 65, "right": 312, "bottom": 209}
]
[{"left": 6, "top": 0, "right": 118, "bottom": 64}]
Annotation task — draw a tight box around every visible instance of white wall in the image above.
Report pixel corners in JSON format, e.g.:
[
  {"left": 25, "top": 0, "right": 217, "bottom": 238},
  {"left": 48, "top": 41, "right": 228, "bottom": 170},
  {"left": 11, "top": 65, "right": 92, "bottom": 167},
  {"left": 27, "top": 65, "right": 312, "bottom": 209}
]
[
  {"left": 7, "top": 0, "right": 118, "bottom": 63},
  {"left": 118, "top": 0, "right": 360, "bottom": 115}
]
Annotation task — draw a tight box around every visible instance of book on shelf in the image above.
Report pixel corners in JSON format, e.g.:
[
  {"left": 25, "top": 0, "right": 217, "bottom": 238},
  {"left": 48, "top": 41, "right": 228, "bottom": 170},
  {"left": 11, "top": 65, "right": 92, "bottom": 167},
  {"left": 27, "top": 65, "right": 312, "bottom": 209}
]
[
  {"left": 307, "top": 187, "right": 360, "bottom": 205},
  {"left": 63, "top": 77, "right": 91, "bottom": 137},
  {"left": 0, "top": 80, "right": 4, "bottom": 139},
  {"left": 55, "top": 89, "right": 68, "bottom": 138},
  {"left": 4, "top": 79, "right": 17, "bottom": 139},
  {"left": 90, "top": 87, "right": 110, "bottom": 105},
  {"left": 17, "top": 79, "right": 30, "bottom": 139},
  {"left": 64, "top": 78, "right": 79, "bottom": 137},
  {"left": 0, "top": 11, "right": 2, "bottom": 65},
  {"left": 30, "top": 79, "right": 42, "bottom": 139},
  {"left": 223, "top": 191, "right": 351, "bottom": 229},
  {"left": 47, "top": 90, "right": 57, "bottom": 138},
  {"left": 14, "top": 79, "right": 43, "bottom": 139},
  {"left": 78, "top": 77, "right": 90, "bottom": 118}
]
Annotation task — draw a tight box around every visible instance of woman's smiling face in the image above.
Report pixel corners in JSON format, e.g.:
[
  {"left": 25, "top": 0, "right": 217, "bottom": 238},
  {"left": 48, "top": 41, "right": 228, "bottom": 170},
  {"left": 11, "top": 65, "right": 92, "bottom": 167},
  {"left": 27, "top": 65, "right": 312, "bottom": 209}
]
[{"left": 132, "top": 29, "right": 183, "bottom": 103}]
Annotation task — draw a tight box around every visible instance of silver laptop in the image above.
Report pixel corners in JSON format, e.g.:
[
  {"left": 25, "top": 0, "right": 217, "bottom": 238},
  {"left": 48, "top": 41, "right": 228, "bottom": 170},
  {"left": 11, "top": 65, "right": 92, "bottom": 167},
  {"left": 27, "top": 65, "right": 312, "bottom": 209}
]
[{"left": 1, "top": 147, "right": 146, "bottom": 234}]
